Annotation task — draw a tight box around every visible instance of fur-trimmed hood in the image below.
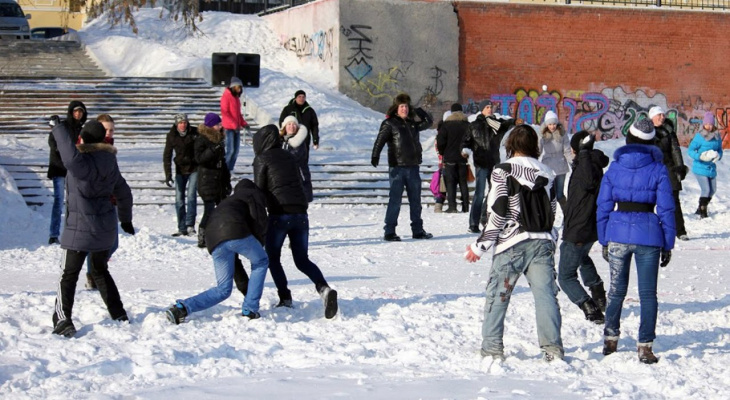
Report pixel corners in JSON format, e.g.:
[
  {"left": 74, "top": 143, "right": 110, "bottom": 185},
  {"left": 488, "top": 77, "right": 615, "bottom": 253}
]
[
  {"left": 281, "top": 124, "right": 308, "bottom": 148},
  {"left": 76, "top": 142, "right": 117, "bottom": 154},
  {"left": 197, "top": 124, "right": 225, "bottom": 143},
  {"left": 445, "top": 111, "right": 468, "bottom": 122}
]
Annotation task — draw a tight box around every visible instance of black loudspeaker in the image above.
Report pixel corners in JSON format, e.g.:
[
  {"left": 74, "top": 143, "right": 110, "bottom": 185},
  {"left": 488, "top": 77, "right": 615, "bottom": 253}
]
[
  {"left": 236, "top": 53, "right": 261, "bottom": 88},
  {"left": 211, "top": 53, "right": 237, "bottom": 86}
]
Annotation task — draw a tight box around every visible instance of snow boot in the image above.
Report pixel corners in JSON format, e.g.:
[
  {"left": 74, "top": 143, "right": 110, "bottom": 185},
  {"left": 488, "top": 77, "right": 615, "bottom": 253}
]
[
  {"left": 197, "top": 227, "right": 206, "bottom": 248},
  {"left": 434, "top": 203, "right": 443, "bottom": 213},
  {"left": 603, "top": 336, "right": 618, "bottom": 356},
  {"left": 699, "top": 197, "right": 709, "bottom": 219},
  {"left": 579, "top": 299, "right": 604, "bottom": 324},
  {"left": 320, "top": 286, "right": 338, "bottom": 319},
  {"left": 85, "top": 273, "right": 98, "bottom": 290},
  {"left": 638, "top": 343, "right": 658, "bottom": 364},
  {"left": 276, "top": 289, "right": 293, "bottom": 308},
  {"left": 589, "top": 283, "right": 607, "bottom": 312},
  {"left": 166, "top": 302, "right": 188, "bottom": 325}
]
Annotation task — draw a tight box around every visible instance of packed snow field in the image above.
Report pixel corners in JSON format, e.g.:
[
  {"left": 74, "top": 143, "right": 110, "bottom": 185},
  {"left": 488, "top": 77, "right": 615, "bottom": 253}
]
[{"left": 1, "top": 9, "right": 729, "bottom": 400}]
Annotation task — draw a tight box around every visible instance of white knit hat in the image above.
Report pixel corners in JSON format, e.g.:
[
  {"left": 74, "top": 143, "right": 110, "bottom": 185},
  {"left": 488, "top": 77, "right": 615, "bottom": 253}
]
[
  {"left": 544, "top": 110, "right": 559, "bottom": 125},
  {"left": 280, "top": 115, "right": 299, "bottom": 130},
  {"left": 648, "top": 106, "right": 665, "bottom": 119}
]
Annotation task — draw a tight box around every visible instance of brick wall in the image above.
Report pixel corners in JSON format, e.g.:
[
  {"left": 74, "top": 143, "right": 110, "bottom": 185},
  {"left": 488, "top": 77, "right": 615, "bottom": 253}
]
[{"left": 456, "top": 3, "right": 730, "bottom": 145}]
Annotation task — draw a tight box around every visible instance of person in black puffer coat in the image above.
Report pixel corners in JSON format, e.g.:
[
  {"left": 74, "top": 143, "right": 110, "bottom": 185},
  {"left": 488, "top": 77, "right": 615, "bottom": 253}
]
[
  {"left": 280, "top": 115, "right": 313, "bottom": 202},
  {"left": 371, "top": 93, "right": 434, "bottom": 242},
  {"left": 163, "top": 113, "right": 200, "bottom": 237},
  {"left": 194, "top": 113, "right": 231, "bottom": 248},
  {"left": 437, "top": 103, "right": 470, "bottom": 213},
  {"left": 47, "top": 100, "right": 87, "bottom": 244},
  {"left": 253, "top": 124, "right": 338, "bottom": 319}
]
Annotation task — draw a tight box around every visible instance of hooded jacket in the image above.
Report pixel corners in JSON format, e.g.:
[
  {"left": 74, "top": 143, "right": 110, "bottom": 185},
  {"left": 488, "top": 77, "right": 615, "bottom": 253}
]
[
  {"left": 51, "top": 122, "right": 133, "bottom": 252},
  {"left": 470, "top": 156, "right": 557, "bottom": 256},
  {"left": 279, "top": 98, "right": 319, "bottom": 146},
  {"left": 253, "top": 124, "right": 308, "bottom": 215},
  {"left": 539, "top": 124, "right": 572, "bottom": 175},
  {"left": 436, "top": 111, "right": 469, "bottom": 164},
  {"left": 163, "top": 123, "right": 199, "bottom": 179},
  {"left": 371, "top": 103, "right": 431, "bottom": 168},
  {"left": 461, "top": 113, "right": 515, "bottom": 170},
  {"left": 282, "top": 123, "right": 313, "bottom": 203},
  {"left": 48, "top": 101, "right": 87, "bottom": 179},
  {"left": 195, "top": 124, "right": 231, "bottom": 202},
  {"left": 562, "top": 149, "right": 610, "bottom": 243},
  {"left": 204, "top": 179, "right": 268, "bottom": 254},
  {"left": 653, "top": 120, "right": 687, "bottom": 190},
  {"left": 220, "top": 87, "right": 248, "bottom": 131},
  {"left": 597, "top": 144, "right": 675, "bottom": 251}
]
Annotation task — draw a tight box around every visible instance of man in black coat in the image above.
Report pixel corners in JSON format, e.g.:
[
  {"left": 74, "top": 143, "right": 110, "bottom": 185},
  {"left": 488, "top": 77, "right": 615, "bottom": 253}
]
[
  {"left": 163, "top": 113, "right": 200, "bottom": 237},
  {"left": 279, "top": 89, "right": 319, "bottom": 163},
  {"left": 253, "top": 124, "right": 338, "bottom": 319},
  {"left": 50, "top": 120, "right": 135, "bottom": 338},
  {"left": 461, "top": 100, "right": 515, "bottom": 233},
  {"left": 165, "top": 179, "right": 270, "bottom": 323},
  {"left": 649, "top": 106, "right": 689, "bottom": 240},
  {"left": 437, "top": 103, "right": 471, "bottom": 213},
  {"left": 371, "top": 93, "right": 434, "bottom": 242},
  {"left": 557, "top": 131, "right": 609, "bottom": 324},
  {"left": 47, "top": 100, "right": 87, "bottom": 244}
]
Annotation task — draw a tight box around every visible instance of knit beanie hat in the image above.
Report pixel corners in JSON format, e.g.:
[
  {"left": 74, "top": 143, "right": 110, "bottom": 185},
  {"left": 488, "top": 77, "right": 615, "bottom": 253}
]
[
  {"left": 204, "top": 113, "right": 222, "bottom": 128},
  {"left": 544, "top": 110, "right": 559, "bottom": 125},
  {"left": 174, "top": 113, "right": 188, "bottom": 124},
  {"left": 627, "top": 119, "right": 656, "bottom": 143},
  {"left": 703, "top": 111, "right": 715, "bottom": 126},
  {"left": 648, "top": 106, "right": 665, "bottom": 119},
  {"left": 295, "top": 89, "right": 306, "bottom": 97},
  {"left": 280, "top": 115, "right": 299, "bottom": 130},
  {"left": 570, "top": 131, "right": 593, "bottom": 152},
  {"left": 450, "top": 103, "right": 463, "bottom": 112},
  {"left": 80, "top": 120, "right": 107, "bottom": 144},
  {"left": 478, "top": 99, "right": 492, "bottom": 110},
  {"left": 230, "top": 77, "right": 243, "bottom": 88}
]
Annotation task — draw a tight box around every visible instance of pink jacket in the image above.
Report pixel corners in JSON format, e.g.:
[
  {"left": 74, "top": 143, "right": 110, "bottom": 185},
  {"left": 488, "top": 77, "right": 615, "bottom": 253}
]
[{"left": 220, "top": 89, "right": 248, "bottom": 130}]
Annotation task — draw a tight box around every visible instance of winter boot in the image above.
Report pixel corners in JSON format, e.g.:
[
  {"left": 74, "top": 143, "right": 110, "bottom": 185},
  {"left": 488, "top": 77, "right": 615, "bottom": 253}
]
[
  {"left": 434, "top": 203, "right": 443, "bottom": 213},
  {"left": 197, "top": 227, "right": 206, "bottom": 248},
  {"left": 603, "top": 336, "right": 618, "bottom": 356},
  {"left": 85, "top": 273, "right": 98, "bottom": 290},
  {"left": 52, "top": 319, "right": 77, "bottom": 338},
  {"left": 579, "top": 299, "right": 604, "bottom": 324},
  {"left": 638, "top": 343, "right": 658, "bottom": 364},
  {"left": 589, "top": 283, "right": 607, "bottom": 312},
  {"left": 320, "top": 286, "right": 339, "bottom": 319},
  {"left": 166, "top": 302, "right": 188, "bottom": 325},
  {"left": 699, "top": 197, "right": 709, "bottom": 219},
  {"left": 461, "top": 202, "right": 469, "bottom": 213},
  {"left": 276, "top": 289, "right": 293, "bottom": 308}
]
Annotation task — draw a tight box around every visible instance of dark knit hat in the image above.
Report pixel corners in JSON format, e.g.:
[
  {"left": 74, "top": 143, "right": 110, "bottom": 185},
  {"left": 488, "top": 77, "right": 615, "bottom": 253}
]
[
  {"left": 627, "top": 119, "right": 656, "bottom": 144},
  {"left": 295, "top": 89, "right": 306, "bottom": 98},
  {"left": 570, "top": 130, "right": 593, "bottom": 152},
  {"left": 174, "top": 113, "right": 188, "bottom": 124},
  {"left": 478, "top": 99, "right": 492, "bottom": 110},
  {"left": 450, "top": 103, "right": 463, "bottom": 112},
  {"left": 80, "top": 120, "right": 107, "bottom": 144},
  {"left": 204, "top": 113, "right": 222, "bottom": 128}
]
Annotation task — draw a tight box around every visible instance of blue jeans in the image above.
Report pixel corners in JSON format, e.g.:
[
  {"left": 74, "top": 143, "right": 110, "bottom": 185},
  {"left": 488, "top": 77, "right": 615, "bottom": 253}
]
[
  {"left": 180, "top": 236, "right": 268, "bottom": 314},
  {"left": 224, "top": 129, "right": 240, "bottom": 172},
  {"left": 384, "top": 166, "right": 423, "bottom": 235},
  {"left": 557, "top": 240, "right": 603, "bottom": 306},
  {"left": 266, "top": 214, "right": 327, "bottom": 299},
  {"left": 604, "top": 242, "right": 660, "bottom": 344},
  {"left": 695, "top": 174, "right": 717, "bottom": 198},
  {"left": 175, "top": 172, "right": 198, "bottom": 232},
  {"left": 554, "top": 174, "right": 566, "bottom": 202},
  {"left": 482, "top": 239, "right": 563, "bottom": 357},
  {"left": 49, "top": 176, "right": 65, "bottom": 238},
  {"left": 469, "top": 166, "right": 491, "bottom": 229}
]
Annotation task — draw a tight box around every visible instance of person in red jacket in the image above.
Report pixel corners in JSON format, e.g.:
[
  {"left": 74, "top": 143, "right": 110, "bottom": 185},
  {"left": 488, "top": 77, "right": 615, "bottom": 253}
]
[{"left": 220, "top": 77, "right": 249, "bottom": 172}]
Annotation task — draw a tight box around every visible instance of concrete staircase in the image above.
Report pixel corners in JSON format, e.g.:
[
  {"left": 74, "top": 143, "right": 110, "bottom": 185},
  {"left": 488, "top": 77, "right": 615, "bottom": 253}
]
[{"left": 0, "top": 41, "right": 106, "bottom": 78}]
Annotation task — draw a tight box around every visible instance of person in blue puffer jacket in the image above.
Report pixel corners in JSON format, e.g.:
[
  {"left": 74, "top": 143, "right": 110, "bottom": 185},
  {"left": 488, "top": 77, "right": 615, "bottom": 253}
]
[
  {"left": 596, "top": 118, "right": 675, "bottom": 365},
  {"left": 688, "top": 111, "right": 723, "bottom": 219}
]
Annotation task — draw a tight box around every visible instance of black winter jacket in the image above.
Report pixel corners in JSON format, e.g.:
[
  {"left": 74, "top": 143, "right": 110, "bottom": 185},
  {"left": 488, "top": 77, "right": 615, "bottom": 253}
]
[
  {"left": 48, "top": 101, "right": 87, "bottom": 179},
  {"left": 163, "top": 124, "right": 199, "bottom": 179},
  {"left": 279, "top": 99, "right": 320, "bottom": 146},
  {"left": 51, "top": 123, "right": 133, "bottom": 252},
  {"left": 204, "top": 179, "right": 268, "bottom": 254},
  {"left": 372, "top": 109, "right": 432, "bottom": 168},
  {"left": 461, "top": 114, "right": 515, "bottom": 170},
  {"left": 195, "top": 124, "right": 231, "bottom": 202},
  {"left": 653, "top": 120, "right": 686, "bottom": 191},
  {"left": 253, "top": 125, "right": 308, "bottom": 215},
  {"left": 562, "top": 149, "right": 609, "bottom": 243},
  {"left": 436, "top": 111, "right": 469, "bottom": 164}
]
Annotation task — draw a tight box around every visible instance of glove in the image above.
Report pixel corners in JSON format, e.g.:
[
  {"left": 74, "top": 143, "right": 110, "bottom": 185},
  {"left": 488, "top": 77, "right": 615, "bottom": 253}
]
[
  {"left": 165, "top": 178, "right": 173, "bottom": 188},
  {"left": 121, "top": 222, "right": 135, "bottom": 235},
  {"left": 464, "top": 245, "right": 481, "bottom": 263},
  {"left": 700, "top": 150, "right": 717, "bottom": 162},
  {"left": 602, "top": 246, "right": 609, "bottom": 262},
  {"left": 660, "top": 250, "right": 671, "bottom": 267},
  {"left": 371, "top": 156, "right": 379, "bottom": 168},
  {"left": 675, "top": 165, "right": 688, "bottom": 181},
  {"left": 579, "top": 134, "right": 595, "bottom": 151},
  {"left": 49, "top": 115, "right": 60, "bottom": 127},
  {"left": 414, "top": 107, "right": 428, "bottom": 120}
]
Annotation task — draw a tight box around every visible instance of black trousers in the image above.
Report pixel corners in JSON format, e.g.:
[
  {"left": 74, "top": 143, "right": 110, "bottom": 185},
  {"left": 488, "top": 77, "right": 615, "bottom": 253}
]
[
  {"left": 53, "top": 249, "right": 126, "bottom": 325},
  {"left": 444, "top": 163, "right": 469, "bottom": 210},
  {"left": 673, "top": 190, "right": 686, "bottom": 236}
]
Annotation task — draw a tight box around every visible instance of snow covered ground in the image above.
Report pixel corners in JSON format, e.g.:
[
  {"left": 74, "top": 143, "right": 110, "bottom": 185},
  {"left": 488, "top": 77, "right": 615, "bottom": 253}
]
[{"left": 1, "top": 9, "right": 729, "bottom": 400}]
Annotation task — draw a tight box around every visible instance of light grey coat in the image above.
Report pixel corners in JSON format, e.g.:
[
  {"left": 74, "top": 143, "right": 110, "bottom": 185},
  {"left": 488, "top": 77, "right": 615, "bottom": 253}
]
[{"left": 539, "top": 124, "right": 573, "bottom": 175}]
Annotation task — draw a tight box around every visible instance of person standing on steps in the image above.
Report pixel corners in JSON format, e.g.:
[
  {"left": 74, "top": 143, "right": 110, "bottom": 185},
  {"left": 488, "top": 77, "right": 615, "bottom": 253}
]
[
  {"left": 253, "top": 124, "right": 338, "bottom": 319},
  {"left": 371, "top": 93, "right": 434, "bottom": 242},
  {"left": 50, "top": 120, "right": 135, "bottom": 338},
  {"left": 557, "top": 131, "right": 609, "bottom": 325},
  {"left": 279, "top": 90, "right": 320, "bottom": 202},
  {"left": 220, "top": 77, "right": 249, "bottom": 172},
  {"left": 436, "top": 103, "right": 470, "bottom": 214},
  {"left": 688, "top": 111, "right": 723, "bottom": 220},
  {"left": 539, "top": 110, "right": 572, "bottom": 216},
  {"left": 195, "top": 113, "right": 232, "bottom": 248},
  {"left": 649, "top": 106, "right": 690, "bottom": 240},
  {"left": 47, "top": 101, "right": 87, "bottom": 245},
  {"left": 163, "top": 113, "right": 199, "bottom": 237}
]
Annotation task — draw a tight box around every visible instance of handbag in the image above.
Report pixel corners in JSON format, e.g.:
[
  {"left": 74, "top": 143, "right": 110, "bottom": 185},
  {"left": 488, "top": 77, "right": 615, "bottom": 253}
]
[
  {"left": 430, "top": 170, "right": 442, "bottom": 197},
  {"left": 467, "top": 166, "right": 476, "bottom": 183}
]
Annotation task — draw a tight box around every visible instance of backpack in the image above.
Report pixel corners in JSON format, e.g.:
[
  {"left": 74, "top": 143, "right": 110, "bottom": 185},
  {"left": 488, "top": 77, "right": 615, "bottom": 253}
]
[{"left": 509, "top": 175, "right": 554, "bottom": 233}]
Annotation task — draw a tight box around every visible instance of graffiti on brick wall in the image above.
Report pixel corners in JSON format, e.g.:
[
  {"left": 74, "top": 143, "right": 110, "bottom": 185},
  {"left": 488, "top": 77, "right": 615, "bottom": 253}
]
[
  {"left": 341, "top": 25, "right": 373, "bottom": 83},
  {"left": 462, "top": 86, "right": 723, "bottom": 145},
  {"left": 282, "top": 27, "right": 335, "bottom": 68}
]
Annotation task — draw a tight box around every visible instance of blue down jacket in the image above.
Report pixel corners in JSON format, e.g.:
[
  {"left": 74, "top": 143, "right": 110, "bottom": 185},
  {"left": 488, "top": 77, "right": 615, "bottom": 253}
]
[{"left": 597, "top": 144, "right": 675, "bottom": 251}]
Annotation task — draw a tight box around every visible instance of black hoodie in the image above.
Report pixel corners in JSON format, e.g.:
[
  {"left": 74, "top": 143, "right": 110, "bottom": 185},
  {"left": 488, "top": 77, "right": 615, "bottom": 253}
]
[
  {"left": 47, "top": 101, "right": 87, "bottom": 178},
  {"left": 204, "top": 179, "right": 268, "bottom": 254},
  {"left": 253, "top": 124, "right": 308, "bottom": 215},
  {"left": 562, "top": 149, "right": 610, "bottom": 243}
]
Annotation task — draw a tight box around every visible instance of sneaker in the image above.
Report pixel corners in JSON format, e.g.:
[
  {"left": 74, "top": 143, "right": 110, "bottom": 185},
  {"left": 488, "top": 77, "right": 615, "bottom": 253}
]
[
  {"left": 384, "top": 233, "right": 401, "bottom": 242},
  {"left": 166, "top": 302, "right": 188, "bottom": 325},
  {"left": 678, "top": 234, "right": 689, "bottom": 241},
  {"left": 186, "top": 226, "right": 196, "bottom": 235},
  {"left": 638, "top": 344, "right": 658, "bottom": 364},
  {"left": 412, "top": 231, "right": 433, "bottom": 240},
  {"left": 275, "top": 299, "right": 293, "bottom": 308},
  {"left": 579, "top": 299, "right": 604, "bottom": 324},
  {"left": 603, "top": 337, "right": 618, "bottom": 356},
  {"left": 85, "top": 273, "right": 97, "bottom": 290},
  {"left": 468, "top": 226, "right": 481, "bottom": 234},
  {"left": 171, "top": 231, "right": 187, "bottom": 237},
  {"left": 480, "top": 348, "right": 505, "bottom": 361},
  {"left": 543, "top": 352, "right": 560, "bottom": 362},
  {"left": 241, "top": 309, "right": 261, "bottom": 319},
  {"left": 52, "top": 319, "right": 77, "bottom": 338},
  {"left": 48, "top": 237, "right": 59, "bottom": 245},
  {"left": 321, "top": 287, "right": 338, "bottom": 319}
]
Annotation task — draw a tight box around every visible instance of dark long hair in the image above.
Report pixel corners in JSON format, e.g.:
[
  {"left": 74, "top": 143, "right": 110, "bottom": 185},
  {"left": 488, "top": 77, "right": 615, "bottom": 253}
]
[{"left": 506, "top": 125, "right": 540, "bottom": 159}]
